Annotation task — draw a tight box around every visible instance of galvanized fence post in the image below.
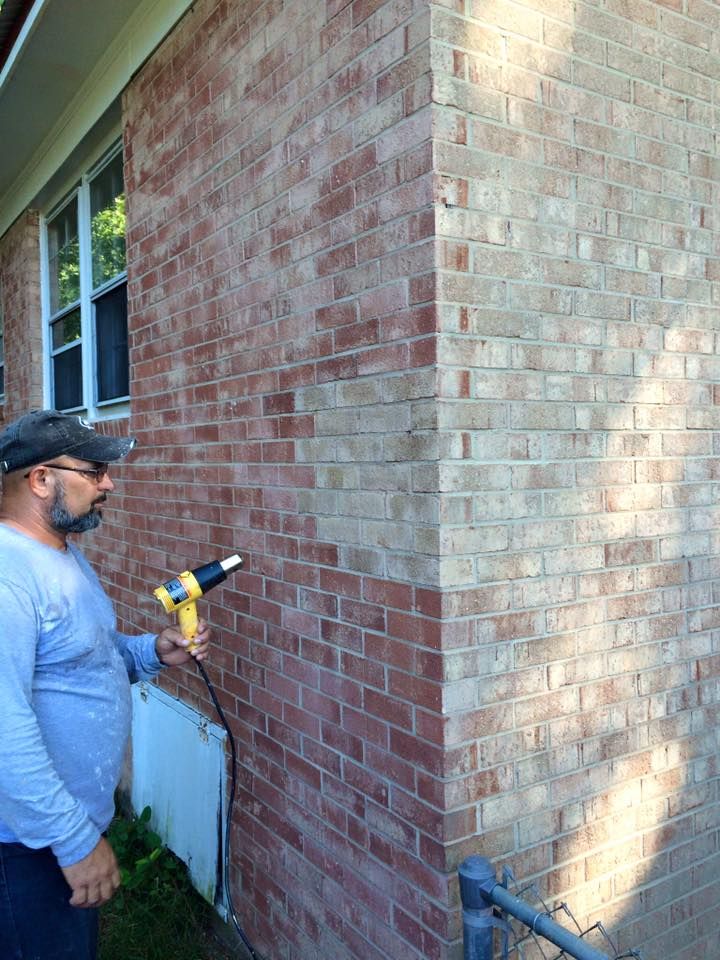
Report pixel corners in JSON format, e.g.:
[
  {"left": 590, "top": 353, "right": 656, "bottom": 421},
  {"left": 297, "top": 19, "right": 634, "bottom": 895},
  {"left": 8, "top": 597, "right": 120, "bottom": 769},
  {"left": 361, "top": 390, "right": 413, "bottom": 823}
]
[
  {"left": 458, "top": 855, "right": 497, "bottom": 960},
  {"left": 458, "top": 855, "right": 615, "bottom": 960}
]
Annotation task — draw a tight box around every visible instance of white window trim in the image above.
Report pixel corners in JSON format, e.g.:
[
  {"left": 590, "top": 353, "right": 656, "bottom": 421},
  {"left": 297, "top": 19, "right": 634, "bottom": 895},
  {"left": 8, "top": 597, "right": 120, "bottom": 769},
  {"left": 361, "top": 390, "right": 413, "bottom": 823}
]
[{"left": 40, "top": 139, "right": 129, "bottom": 421}]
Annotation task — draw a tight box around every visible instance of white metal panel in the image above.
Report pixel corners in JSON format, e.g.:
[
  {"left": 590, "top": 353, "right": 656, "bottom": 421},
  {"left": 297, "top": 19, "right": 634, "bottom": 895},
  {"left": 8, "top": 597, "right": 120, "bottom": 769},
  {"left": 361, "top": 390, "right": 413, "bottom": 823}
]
[{"left": 130, "top": 682, "right": 226, "bottom": 905}]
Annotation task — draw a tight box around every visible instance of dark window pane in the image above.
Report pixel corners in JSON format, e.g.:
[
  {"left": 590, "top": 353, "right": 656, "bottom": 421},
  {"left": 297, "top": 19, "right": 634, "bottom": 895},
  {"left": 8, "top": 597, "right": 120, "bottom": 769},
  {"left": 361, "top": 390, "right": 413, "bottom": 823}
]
[
  {"left": 95, "top": 282, "right": 128, "bottom": 402},
  {"left": 53, "top": 345, "right": 83, "bottom": 410},
  {"left": 0, "top": 366, "right": 4, "bottom": 396},
  {"left": 51, "top": 308, "right": 81, "bottom": 350}
]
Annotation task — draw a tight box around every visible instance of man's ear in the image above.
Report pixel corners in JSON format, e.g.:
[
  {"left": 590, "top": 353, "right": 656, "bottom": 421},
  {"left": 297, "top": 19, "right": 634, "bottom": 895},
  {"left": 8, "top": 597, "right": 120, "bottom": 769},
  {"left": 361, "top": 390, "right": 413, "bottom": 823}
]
[{"left": 24, "top": 465, "right": 53, "bottom": 499}]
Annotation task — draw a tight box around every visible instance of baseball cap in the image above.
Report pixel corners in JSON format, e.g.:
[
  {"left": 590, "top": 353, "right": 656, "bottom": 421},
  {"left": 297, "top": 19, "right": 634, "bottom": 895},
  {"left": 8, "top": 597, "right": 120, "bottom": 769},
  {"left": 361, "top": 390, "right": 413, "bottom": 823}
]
[{"left": 0, "top": 410, "right": 136, "bottom": 474}]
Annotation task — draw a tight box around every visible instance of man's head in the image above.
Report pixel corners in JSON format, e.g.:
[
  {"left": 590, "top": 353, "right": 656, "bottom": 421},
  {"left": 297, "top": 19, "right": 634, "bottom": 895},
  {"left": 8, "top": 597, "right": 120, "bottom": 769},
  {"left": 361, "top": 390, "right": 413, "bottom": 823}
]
[{"left": 0, "top": 410, "right": 136, "bottom": 538}]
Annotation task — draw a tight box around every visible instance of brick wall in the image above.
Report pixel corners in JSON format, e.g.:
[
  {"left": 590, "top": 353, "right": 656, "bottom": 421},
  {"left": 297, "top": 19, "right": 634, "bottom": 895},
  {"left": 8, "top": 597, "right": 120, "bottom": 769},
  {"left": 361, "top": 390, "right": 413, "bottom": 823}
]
[
  {"left": 0, "top": 210, "right": 43, "bottom": 425},
  {"left": 3, "top": 0, "right": 720, "bottom": 957},
  {"left": 118, "top": 1, "right": 457, "bottom": 957},
  {"left": 433, "top": 1, "right": 720, "bottom": 958}
]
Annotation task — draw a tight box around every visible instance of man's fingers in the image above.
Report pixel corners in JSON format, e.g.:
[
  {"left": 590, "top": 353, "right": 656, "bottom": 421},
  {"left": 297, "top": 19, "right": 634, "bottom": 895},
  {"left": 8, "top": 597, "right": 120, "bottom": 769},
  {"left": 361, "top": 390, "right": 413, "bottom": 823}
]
[
  {"left": 69, "top": 879, "right": 118, "bottom": 908},
  {"left": 68, "top": 887, "right": 83, "bottom": 907},
  {"left": 62, "top": 837, "right": 122, "bottom": 908},
  {"left": 100, "top": 875, "right": 119, "bottom": 904},
  {"left": 69, "top": 884, "right": 91, "bottom": 907}
]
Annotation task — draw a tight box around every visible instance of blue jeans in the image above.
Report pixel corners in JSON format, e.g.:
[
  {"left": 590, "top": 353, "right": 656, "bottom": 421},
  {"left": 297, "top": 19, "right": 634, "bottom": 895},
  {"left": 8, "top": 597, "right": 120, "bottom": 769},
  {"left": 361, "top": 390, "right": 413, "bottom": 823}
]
[{"left": 0, "top": 842, "right": 98, "bottom": 960}]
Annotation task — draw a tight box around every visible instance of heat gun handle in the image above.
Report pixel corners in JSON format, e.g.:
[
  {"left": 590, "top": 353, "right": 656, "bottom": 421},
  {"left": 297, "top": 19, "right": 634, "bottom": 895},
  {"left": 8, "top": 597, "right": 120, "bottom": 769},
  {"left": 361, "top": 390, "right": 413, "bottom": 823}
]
[{"left": 177, "top": 600, "right": 200, "bottom": 651}]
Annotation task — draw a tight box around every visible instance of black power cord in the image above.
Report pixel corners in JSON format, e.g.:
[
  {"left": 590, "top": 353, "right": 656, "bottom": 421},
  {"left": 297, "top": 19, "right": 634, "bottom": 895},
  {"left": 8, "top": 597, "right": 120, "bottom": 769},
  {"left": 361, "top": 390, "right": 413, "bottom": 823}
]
[{"left": 196, "top": 658, "right": 261, "bottom": 960}]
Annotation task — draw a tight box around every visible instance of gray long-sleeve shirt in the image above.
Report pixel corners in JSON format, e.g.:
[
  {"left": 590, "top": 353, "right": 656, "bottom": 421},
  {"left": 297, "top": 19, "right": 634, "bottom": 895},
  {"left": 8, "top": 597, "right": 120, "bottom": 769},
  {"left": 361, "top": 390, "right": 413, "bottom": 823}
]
[{"left": 0, "top": 525, "right": 162, "bottom": 866}]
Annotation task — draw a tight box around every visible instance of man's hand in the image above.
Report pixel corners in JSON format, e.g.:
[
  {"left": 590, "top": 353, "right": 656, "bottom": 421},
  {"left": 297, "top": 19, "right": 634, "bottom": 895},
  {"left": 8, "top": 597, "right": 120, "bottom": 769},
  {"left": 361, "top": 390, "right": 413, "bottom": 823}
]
[
  {"left": 155, "top": 619, "right": 212, "bottom": 666},
  {"left": 61, "top": 836, "right": 121, "bottom": 908}
]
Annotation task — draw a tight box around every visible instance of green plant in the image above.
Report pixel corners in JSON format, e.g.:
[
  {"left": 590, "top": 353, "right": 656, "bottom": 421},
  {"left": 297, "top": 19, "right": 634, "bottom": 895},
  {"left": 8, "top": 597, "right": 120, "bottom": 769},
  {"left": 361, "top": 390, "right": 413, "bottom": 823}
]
[
  {"left": 100, "top": 806, "right": 233, "bottom": 960},
  {"left": 105, "top": 805, "right": 179, "bottom": 909}
]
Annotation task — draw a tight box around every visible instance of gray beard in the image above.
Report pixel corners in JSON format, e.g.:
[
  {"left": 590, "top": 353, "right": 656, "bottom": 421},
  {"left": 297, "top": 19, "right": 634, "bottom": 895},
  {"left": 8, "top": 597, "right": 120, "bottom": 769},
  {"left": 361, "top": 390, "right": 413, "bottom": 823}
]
[{"left": 49, "top": 483, "right": 102, "bottom": 533}]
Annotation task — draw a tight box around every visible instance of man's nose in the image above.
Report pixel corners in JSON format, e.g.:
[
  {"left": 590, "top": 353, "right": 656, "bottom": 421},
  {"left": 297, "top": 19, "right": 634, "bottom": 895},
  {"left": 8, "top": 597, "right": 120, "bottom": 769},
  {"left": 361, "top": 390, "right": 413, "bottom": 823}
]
[{"left": 98, "top": 472, "right": 115, "bottom": 492}]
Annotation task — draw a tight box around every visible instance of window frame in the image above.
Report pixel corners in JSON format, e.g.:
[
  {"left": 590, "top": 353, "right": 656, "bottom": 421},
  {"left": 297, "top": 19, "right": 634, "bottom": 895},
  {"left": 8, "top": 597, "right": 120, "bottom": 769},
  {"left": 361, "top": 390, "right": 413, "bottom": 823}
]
[{"left": 40, "top": 138, "right": 129, "bottom": 420}]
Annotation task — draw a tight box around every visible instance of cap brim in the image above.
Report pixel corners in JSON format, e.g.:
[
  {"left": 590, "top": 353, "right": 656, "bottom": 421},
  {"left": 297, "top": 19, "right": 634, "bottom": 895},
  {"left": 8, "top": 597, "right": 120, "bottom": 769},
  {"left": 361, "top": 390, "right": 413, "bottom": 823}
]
[{"left": 69, "top": 435, "right": 137, "bottom": 463}]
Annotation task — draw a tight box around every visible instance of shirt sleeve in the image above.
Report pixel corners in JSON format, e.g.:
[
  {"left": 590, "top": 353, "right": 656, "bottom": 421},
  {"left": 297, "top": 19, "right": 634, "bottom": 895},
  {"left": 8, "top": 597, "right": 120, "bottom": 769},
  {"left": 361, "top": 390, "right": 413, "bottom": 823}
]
[
  {"left": 0, "top": 582, "right": 101, "bottom": 866},
  {"left": 113, "top": 631, "right": 164, "bottom": 682}
]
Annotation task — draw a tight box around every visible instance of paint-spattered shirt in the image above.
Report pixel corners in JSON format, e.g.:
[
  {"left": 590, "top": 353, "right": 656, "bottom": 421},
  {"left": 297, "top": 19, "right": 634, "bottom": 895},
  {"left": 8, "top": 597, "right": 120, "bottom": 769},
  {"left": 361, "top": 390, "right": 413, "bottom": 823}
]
[{"left": 0, "top": 525, "right": 162, "bottom": 866}]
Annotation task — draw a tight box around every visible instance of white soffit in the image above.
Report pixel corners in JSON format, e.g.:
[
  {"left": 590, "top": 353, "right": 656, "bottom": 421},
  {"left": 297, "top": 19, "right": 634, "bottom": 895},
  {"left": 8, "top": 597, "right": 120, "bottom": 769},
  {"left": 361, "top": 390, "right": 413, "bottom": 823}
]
[{"left": 0, "top": 0, "right": 193, "bottom": 237}]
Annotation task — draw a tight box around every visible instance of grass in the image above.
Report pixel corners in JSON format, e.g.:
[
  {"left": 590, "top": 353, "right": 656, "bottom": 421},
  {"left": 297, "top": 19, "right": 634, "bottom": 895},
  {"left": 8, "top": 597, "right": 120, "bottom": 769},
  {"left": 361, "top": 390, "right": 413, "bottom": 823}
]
[{"left": 99, "top": 806, "right": 236, "bottom": 960}]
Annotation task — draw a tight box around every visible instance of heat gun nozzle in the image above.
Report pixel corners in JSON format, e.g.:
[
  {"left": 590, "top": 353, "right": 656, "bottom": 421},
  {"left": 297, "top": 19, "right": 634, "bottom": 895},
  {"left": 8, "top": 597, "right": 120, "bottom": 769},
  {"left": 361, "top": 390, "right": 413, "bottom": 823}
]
[
  {"left": 220, "top": 554, "right": 243, "bottom": 575},
  {"left": 153, "top": 553, "right": 244, "bottom": 614}
]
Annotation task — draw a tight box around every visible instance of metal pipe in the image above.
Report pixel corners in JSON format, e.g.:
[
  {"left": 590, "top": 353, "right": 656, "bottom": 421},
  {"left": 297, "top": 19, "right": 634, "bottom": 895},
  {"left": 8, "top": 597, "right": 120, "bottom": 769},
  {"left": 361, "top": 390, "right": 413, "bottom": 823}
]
[
  {"left": 459, "top": 856, "right": 612, "bottom": 960},
  {"left": 458, "top": 856, "right": 496, "bottom": 960}
]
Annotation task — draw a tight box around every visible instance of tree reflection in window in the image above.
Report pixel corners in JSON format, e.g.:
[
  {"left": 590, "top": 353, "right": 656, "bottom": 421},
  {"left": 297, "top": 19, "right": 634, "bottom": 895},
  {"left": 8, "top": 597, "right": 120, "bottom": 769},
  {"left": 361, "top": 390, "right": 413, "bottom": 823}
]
[
  {"left": 91, "top": 151, "right": 125, "bottom": 290},
  {"left": 52, "top": 308, "right": 81, "bottom": 348},
  {"left": 48, "top": 198, "right": 79, "bottom": 312}
]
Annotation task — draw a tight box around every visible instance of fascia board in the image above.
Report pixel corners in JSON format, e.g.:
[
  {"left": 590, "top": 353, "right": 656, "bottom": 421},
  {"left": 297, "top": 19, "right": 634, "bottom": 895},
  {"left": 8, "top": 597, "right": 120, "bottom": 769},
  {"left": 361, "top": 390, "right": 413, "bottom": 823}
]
[
  {"left": 0, "top": 0, "right": 47, "bottom": 91},
  {"left": 0, "top": 0, "right": 193, "bottom": 238}
]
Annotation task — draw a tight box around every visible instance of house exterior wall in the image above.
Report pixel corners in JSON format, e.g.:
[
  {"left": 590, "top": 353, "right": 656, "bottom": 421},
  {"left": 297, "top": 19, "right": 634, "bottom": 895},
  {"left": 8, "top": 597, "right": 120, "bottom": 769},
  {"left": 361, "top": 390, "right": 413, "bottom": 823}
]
[
  {"left": 432, "top": 2, "right": 720, "bottom": 959},
  {"left": 0, "top": 211, "right": 43, "bottom": 420},
  {"left": 2, "top": 1, "right": 720, "bottom": 958},
  {"left": 119, "top": 1, "right": 454, "bottom": 957}
]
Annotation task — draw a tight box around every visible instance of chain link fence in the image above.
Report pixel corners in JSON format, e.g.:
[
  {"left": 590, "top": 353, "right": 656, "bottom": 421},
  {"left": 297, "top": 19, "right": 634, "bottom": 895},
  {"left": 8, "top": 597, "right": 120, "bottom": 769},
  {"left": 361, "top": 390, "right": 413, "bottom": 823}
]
[
  {"left": 496, "top": 867, "right": 642, "bottom": 960},
  {"left": 459, "top": 856, "right": 644, "bottom": 960}
]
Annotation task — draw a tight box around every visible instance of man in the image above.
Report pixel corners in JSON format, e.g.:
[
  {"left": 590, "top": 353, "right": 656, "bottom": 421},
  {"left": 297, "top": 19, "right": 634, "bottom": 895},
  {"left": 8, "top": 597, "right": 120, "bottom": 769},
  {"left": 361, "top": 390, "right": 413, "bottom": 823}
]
[{"left": 0, "top": 410, "right": 211, "bottom": 960}]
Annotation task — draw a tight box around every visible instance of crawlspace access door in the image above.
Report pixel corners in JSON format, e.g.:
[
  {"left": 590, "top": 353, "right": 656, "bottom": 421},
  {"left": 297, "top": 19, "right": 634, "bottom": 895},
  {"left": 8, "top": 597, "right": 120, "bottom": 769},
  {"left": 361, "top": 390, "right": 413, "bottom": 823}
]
[{"left": 130, "top": 682, "right": 226, "bottom": 905}]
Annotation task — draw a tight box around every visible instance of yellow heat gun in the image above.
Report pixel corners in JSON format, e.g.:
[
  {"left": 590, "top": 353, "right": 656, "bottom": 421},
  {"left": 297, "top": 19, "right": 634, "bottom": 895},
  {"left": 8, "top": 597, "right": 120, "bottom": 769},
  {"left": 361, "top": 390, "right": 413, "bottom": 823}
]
[{"left": 153, "top": 554, "right": 243, "bottom": 650}]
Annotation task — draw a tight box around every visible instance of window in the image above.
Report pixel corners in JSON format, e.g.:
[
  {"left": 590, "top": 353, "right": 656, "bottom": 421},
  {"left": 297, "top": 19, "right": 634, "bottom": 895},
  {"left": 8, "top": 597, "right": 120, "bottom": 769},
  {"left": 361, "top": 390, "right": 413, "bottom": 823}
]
[{"left": 43, "top": 143, "right": 128, "bottom": 414}]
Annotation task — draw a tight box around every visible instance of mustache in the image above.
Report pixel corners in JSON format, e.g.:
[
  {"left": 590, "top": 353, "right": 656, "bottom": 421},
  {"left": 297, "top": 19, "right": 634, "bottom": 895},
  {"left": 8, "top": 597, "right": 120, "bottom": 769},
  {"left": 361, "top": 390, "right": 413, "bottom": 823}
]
[{"left": 93, "top": 494, "right": 108, "bottom": 506}]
